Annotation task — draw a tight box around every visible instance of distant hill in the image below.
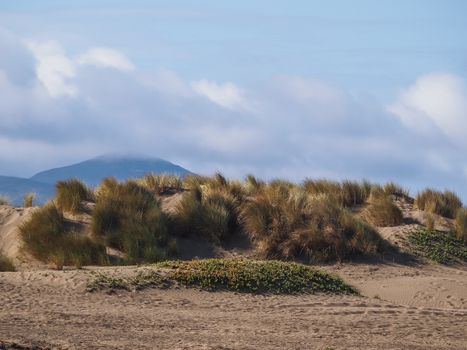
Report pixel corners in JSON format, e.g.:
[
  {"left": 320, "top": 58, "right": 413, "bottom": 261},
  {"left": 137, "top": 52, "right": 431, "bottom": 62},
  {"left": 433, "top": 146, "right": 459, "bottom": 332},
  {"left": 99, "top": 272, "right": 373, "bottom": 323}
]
[
  {"left": 0, "top": 155, "right": 194, "bottom": 206},
  {"left": 30, "top": 155, "right": 194, "bottom": 186},
  {"left": 0, "top": 175, "right": 54, "bottom": 206}
]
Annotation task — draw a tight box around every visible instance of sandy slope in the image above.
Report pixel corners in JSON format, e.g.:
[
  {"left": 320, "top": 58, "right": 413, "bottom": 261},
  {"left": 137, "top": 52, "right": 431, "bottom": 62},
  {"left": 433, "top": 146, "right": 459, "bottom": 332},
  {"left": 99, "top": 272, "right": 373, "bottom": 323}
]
[{"left": 1, "top": 261, "right": 466, "bottom": 350}]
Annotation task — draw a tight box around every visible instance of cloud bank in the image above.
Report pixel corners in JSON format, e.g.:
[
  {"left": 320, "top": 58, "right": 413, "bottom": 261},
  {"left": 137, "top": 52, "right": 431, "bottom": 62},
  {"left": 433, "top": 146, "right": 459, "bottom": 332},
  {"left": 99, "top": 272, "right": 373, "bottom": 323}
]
[{"left": 1, "top": 32, "right": 467, "bottom": 199}]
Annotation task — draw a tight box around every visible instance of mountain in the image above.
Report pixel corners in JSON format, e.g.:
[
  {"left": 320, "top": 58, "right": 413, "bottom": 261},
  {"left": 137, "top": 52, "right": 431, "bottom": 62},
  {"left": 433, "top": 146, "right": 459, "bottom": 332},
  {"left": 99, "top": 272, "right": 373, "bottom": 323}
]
[
  {"left": 30, "top": 155, "right": 194, "bottom": 186},
  {"left": 0, "top": 175, "right": 55, "bottom": 206},
  {"left": 0, "top": 155, "right": 194, "bottom": 206}
]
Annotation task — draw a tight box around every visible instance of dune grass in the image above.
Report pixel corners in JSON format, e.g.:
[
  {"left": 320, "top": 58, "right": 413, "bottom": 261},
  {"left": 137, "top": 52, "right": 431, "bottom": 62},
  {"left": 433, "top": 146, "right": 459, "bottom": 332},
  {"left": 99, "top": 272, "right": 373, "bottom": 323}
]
[
  {"left": 138, "top": 173, "right": 183, "bottom": 195},
  {"left": 0, "top": 195, "right": 10, "bottom": 206},
  {"left": 383, "top": 182, "right": 409, "bottom": 198},
  {"left": 302, "top": 179, "right": 371, "bottom": 207},
  {"left": 19, "top": 203, "right": 107, "bottom": 268},
  {"left": 362, "top": 188, "right": 403, "bottom": 227},
  {"left": 241, "top": 185, "right": 383, "bottom": 262},
  {"left": 407, "top": 229, "right": 467, "bottom": 264},
  {"left": 92, "top": 178, "right": 173, "bottom": 263},
  {"left": 56, "top": 178, "right": 94, "bottom": 213},
  {"left": 0, "top": 253, "right": 15, "bottom": 271},
  {"left": 88, "top": 259, "right": 357, "bottom": 295},
  {"left": 455, "top": 208, "right": 467, "bottom": 242},
  {"left": 415, "top": 189, "right": 462, "bottom": 219},
  {"left": 23, "top": 192, "right": 35, "bottom": 208}
]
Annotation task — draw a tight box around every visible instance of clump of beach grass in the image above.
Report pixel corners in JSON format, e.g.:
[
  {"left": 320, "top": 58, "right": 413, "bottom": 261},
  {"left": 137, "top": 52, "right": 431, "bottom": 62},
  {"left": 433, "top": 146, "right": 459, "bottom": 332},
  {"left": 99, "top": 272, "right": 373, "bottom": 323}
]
[
  {"left": 415, "top": 189, "right": 462, "bottom": 219},
  {"left": 0, "top": 253, "right": 15, "bottom": 272},
  {"left": 138, "top": 173, "right": 183, "bottom": 195},
  {"left": 56, "top": 178, "right": 94, "bottom": 213},
  {"left": 362, "top": 187, "right": 403, "bottom": 227},
  {"left": 92, "top": 178, "right": 173, "bottom": 263},
  {"left": 455, "top": 208, "right": 467, "bottom": 242},
  {"left": 19, "top": 203, "right": 107, "bottom": 268},
  {"left": 23, "top": 192, "right": 35, "bottom": 208}
]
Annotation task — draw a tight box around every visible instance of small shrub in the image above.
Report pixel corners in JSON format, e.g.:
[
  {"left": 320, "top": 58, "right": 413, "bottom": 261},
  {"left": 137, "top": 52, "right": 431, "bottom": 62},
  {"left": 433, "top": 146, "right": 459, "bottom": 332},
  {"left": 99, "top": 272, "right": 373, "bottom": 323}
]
[
  {"left": 23, "top": 192, "right": 35, "bottom": 208},
  {"left": 241, "top": 187, "right": 383, "bottom": 262},
  {"left": 139, "top": 173, "right": 183, "bottom": 195},
  {"left": 362, "top": 189, "right": 403, "bottom": 227},
  {"left": 455, "top": 208, "right": 467, "bottom": 242},
  {"left": 93, "top": 179, "right": 170, "bottom": 263},
  {"left": 0, "top": 196, "right": 10, "bottom": 206},
  {"left": 0, "top": 253, "right": 15, "bottom": 271},
  {"left": 383, "top": 182, "right": 409, "bottom": 197},
  {"left": 415, "top": 189, "right": 462, "bottom": 219},
  {"left": 19, "top": 203, "right": 107, "bottom": 268},
  {"left": 56, "top": 178, "right": 94, "bottom": 213}
]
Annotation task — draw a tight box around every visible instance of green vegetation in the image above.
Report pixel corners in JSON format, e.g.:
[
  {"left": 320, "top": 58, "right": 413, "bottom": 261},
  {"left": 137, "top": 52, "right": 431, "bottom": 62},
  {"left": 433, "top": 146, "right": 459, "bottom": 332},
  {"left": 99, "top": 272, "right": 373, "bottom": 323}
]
[
  {"left": 89, "top": 259, "right": 357, "bottom": 295},
  {"left": 407, "top": 229, "right": 467, "bottom": 264},
  {"left": 56, "top": 178, "right": 94, "bottom": 213},
  {"left": 455, "top": 208, "right": 467, "bottom": 242},
  {"left": 362, "top": 188, "right": 403, "bottom": 227},
  {"left": 415, "top": 189, "right": 462, "bottom": 219},
  {"left": 19, "top": 203, "right": 107, "bottom": 268},
  {"left": 92, "top": 178, "right": 173, "bottom": 263},
  {"left": 0, "top": 253, "right": 15, "bottom": 271},
  {"left": 23, "top": 192, "right": 35, "bottom": 208}
]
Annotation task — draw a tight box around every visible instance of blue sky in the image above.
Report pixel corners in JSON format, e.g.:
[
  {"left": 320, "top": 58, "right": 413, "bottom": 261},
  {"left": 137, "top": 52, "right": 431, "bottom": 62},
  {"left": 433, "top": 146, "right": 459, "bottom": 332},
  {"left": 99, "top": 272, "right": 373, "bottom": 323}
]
[{"left": 1, "top": 1, "right": 467, "bottom": 198}]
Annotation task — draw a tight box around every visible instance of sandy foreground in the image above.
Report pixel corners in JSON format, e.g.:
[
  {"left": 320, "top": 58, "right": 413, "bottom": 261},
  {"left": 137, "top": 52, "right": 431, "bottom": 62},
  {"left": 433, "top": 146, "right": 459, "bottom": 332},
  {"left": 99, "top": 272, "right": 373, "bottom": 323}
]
[{"left": 1, "top": 261, "right": 466, "bottom": 350}]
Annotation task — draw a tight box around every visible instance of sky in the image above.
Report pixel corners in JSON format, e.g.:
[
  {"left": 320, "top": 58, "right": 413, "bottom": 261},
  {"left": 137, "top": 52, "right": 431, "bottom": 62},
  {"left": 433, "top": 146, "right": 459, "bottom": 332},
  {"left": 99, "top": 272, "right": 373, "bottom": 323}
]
[{"left": 1, "top": 1, "right": 467, "bottom": 198}]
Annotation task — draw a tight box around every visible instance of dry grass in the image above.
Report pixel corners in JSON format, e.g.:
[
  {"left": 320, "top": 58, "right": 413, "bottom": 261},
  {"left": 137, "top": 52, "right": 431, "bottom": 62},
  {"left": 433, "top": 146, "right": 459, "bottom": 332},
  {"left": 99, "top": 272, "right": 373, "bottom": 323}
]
[
  {"left": 302, "top": 179, "right": 371, "bottom": 207},
  {"left": 0, "top": 253, "right": 15, "bottom": 271},
  {"left": 415, "top": 189, "right": 462, "bottom": 219},
  {"left": 23, "top": 192, "right": 35, "bottom": 208},
  {"left": 138, "top": 173, "right": 183, "bottom": 195},
  {"left": 241, "top": 185, "right": 383, "bottom": 262},
  {"left": 92, "top": 179, "right": 173, "bottom": 263},
  {"left": 383, "top": 182, "right": 409, "bottom": 198},
  {"left": 455, "top": 208, "right": 467, "bottom": 242},
  {"left": 56, "top": 178, "right": 94, "bottom": 213},
  {"left": 19, "top": 203, "right": 107, "bottom": 268},
  {"left": 0, "top": 195, "right": 10, "bottom": 206},
  {"left": 362, "top": 188, "right": 403, "bottom": 227}
]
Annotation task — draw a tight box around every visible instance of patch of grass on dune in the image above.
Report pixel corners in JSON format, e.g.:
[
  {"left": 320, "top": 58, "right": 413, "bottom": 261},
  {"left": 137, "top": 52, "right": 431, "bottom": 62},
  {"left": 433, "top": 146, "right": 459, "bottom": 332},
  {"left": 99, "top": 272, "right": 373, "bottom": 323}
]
[
  {"left": 415, "top": 189, "right": 462, "bottom": 219},
  {"left": 0, "top": 253, "right": 15, "bottom": 272},
  {"left": 407, "top": 229, "right": 467, "bottom": 264},
  {"left": 88, "top": 259, "right": 357, "bottom": 295},
  {"left": 19, "top": 203, "right": 107, "bottom": 268},
  {"left": 56, "top": 178, "right": 94, "bottom": 213}
]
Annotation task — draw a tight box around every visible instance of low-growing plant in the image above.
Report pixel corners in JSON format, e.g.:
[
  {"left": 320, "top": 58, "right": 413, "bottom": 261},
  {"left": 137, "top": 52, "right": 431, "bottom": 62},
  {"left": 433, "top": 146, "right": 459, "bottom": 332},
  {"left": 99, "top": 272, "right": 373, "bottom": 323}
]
[
  {"left": 19, "top": 203, "right": 107, "bottom": 268},
  {"left": 415, "top": 189, "right": 462, "bottom": 219},
  {"left": 23, "top": 192, "right": 35, "bottom": 208},
  {"left": 89, "top": 259, "right": 358, "bottom": 295},
  {"left": 0, "top": 253, "right": 15, "bottom": 271},
  {"left": 56, "top": 178, "right": 94, "bottom": 213},
  {"left": 93, "top": 179, "right": 171, "bottom": 263},
  {"left": 157, "top": 259, "right": 357, "bottom": 294},
  {"left": 362, "top": 188, "right": 403, "bottom": 227},
  {"left": 455, "top": 208, "right": 467, "bottom": 242},
  {"left": 407, "top": 229, "right": 467, "bottom": 264}
]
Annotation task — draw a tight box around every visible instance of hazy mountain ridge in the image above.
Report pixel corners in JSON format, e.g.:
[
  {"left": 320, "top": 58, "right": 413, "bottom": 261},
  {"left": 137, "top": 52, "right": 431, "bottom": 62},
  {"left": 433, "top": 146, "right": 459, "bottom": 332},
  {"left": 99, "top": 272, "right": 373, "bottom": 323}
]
[{"left": 0, "top": 155, "right": 194, "bottom": 205}]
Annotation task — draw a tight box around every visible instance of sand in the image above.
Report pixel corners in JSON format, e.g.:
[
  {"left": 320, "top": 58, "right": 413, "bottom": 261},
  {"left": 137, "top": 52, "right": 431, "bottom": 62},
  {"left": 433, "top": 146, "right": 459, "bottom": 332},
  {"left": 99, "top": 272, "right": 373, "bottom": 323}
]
[
  {"left": 1, "top": 199, "right": 467, "bottom": 349},
  {"left": 1, "top": 260, "right": 466, "bottom": 350}
]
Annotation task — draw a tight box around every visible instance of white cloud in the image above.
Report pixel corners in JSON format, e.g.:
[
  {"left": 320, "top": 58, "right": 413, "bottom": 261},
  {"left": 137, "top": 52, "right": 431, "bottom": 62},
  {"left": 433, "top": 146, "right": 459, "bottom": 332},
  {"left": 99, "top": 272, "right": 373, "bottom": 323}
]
[
  {"left": 77, "top": 47, "right": 135, "bottom": 71},
  {"left": 191, "top": 79, "right": 248, "bottom": 110},
  {"left": 27, "top": 41, "right": 78, "bottom": 97},
  {"left": 387, "top": 73, "right": 467, "bottom": 146}
]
